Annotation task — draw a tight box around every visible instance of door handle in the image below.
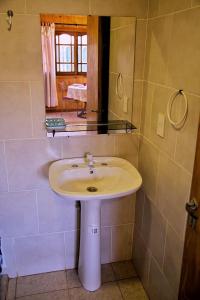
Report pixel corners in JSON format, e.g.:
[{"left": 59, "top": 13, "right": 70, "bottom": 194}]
[
  {"left": 185, "top": 198, "right": 198, "bottom": 229},
  {"left": 186, "top": 198, "right": 198, "bottom": 214}
]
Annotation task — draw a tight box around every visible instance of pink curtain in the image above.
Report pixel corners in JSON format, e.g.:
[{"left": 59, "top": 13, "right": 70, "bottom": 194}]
[{"left": 41, "top": 23, "right": 58, "bottom": 107}]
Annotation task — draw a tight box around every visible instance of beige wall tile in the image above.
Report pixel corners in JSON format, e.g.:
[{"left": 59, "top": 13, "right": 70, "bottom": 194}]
[
  {"left": 0, "top": 191, "right": 38, "bottom": 237},
  {"left": 109, "top": 18, "right": 136, "bottom": 122},
  {"left": 0, "top": 15, "right": 43, "bottom": 81},
  {"left": 101, "top": 227, "right": 111, "bottom": 264},
  {"left": 116, "top": 134, "right": 139, "bottom": 166},
  {"left": 132, "top": 81, "right": 143, "bottom": 130},
  {"left": 141, "top": 197, "right": 167, "bottom": 266},
  {"left": 192, "top": 0, "right": 200, "bottom": 6},
  {"left": 158, "top": 0, "right": 191, "bottom": 15},
  {"left": 163, "top": 225, "right": 184, "bottom": 296},
  {"left": 5, "top": 138, "right": 62, "bottom": 191},
  {"left": 0, "top": 82, "right": 32, "bottom": 139},
  {"left": 0, "top": 0, "right": 26, "bottom": 13},
  {"left": 108, "top": 73, "right": 134, "bottom": 122},
  {"left": 110, "top": 22, "right": 135, "bottom": 76},
  {"left": 62, "top": 134, "right": 116, "bottom": 158},
  {"left": 141, "top": 81, "right": 154, "bottom": 138},
  {"left": 101, "top": 195, "right": 135, "bottom": 226},
  {"left": 149, "top": 0, "right": 191, "bottom": 17},
  {"left": 149, "top": 85, "right": 177, "bottom": 157},
  {"left": 148, "top": 257, "right": 176, "bottom": 300},
  {"left": 148, "top": 0, "right": 159, "bottom": 18},
  {"left": 111, "top": 16, "right": 136, "bottom": 28},
  {"left": 145, "top": 16, "right": 173, "bottom": 84},
  {"left": 133, "top": 230, "right": 150, "bottom": 291},
  {"left": 167, "top": 8, "right": 200, "bottom": 95},
  {"left": 30, "top": 81, "right": 46, "bottom": 138},
  {"left": 90, "top": 0, "right": 148, "bottom": 18},
  {"left": 175, "top": 94, "right": 200, "bottom": 173},
  {"left": 26, "top": 0, "right": 90, "bottom": 14},
  {"left": 14, "top": 233, "right": 66, "bottom": 276},
  {"left": 37, "top": 189, "right": 79, "bottom": 233},
  {"left": 156, "top": 154, "right": 192, "bottom": 241},
  {"left": 0, "top": 142, "right": 8, "bottom": 192},
  {"left": 139, "top": 138, "right": 159, "bottom": 202},
  {"left": 111, "top": 224, "right": 133, "bottom": 261},
  {"left": 135, "top": 20, "right": 147, "bottom": 80},
  {"left": 134, "top": 188, "right": 145, "bottom": 232},
  {"left": 64, "top": 230, "right": 80, "bottom": 269},
  {"left": 1, "top": 238, "right": 17, "bottom": 277}
]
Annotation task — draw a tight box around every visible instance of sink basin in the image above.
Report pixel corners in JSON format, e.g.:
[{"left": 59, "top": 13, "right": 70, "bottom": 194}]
[
  {"left": 49, "top": 157, "right": 142, "bottom": 292},
  {"left": 49, "top": 157, "right": 142, "bottom": 201}
]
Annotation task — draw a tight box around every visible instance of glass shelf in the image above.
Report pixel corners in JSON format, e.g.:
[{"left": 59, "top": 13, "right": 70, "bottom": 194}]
[{"left": 46, "top": 120, "right": 137, "bottom": 137}]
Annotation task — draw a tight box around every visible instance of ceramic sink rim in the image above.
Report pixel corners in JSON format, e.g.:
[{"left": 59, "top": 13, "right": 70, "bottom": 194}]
[{"left": 49, "top": 157, "right": 142, "bottom": 201}]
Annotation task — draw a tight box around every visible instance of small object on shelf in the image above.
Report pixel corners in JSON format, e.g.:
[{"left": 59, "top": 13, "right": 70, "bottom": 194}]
[{"left": 46, "top": 118, "right": 66, "bottom": 130}]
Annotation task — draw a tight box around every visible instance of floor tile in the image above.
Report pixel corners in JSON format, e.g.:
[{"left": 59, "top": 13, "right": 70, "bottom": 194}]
[
  {"left": 101, "top": 264, "right": 115, "bottom": 283},
  {"left": 118, "top": 278, "right": 149, "bottom": 300},
  {"left": 16, "top": 271, "right": 67, "bottom": 297},
  {"left": 112, "top": 261, "right": 137, "bottom": 280},
  {"left": 67, "top": 264, "right": 115, "bottom": 289},
  {"left": 7, "top": 278, "right": 16, "bottom": 300},
  {"left": 0, "top": 275, "right": 8, "bottom": 300},
  {"left": 67, "top": 269, "right": 81, "bottom": 289},
  {"left": 16, "top": 289, "right": 70, "bottom": 300},
  {"left": 69, "top": 282, "right": 123, "bottom": 300},
  {"left": 90, "top": 282, "right": 123, "bottom": 300},
  {"left": 68, "top": 286, "right": 92, "bottom": 300}
]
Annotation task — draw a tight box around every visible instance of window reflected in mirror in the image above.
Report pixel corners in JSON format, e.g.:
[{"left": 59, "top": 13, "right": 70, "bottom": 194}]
[{"left": 41, "top": 14, "right": 136, "bottom": 130}]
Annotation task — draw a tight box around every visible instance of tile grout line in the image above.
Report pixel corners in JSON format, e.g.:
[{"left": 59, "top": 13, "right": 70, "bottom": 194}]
[
  {"left": 145, "top": 79, "right": 200, "bottom": 99},
  {"left": 15, "top": 287, "right": 69, "bottom": 299},
  {"left": 148, "top": 4, "right": 200, "bottom": 21},
  {"left": 24, "top": 0, "right": 27, "bottom": 14},
  {"left": 161, "top": 221, "right": 168, "bottom": 271},
  {"left": 63, "top": 232, "right": 68, "bottom": 271},
  {"left": 142, "top": 135, "right": 193, "bottom": 177}
]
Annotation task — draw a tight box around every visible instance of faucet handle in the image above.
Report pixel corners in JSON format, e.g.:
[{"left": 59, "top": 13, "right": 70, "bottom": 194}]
[{"left": 85, "top": 152, "right": 93, "bottom": 161}]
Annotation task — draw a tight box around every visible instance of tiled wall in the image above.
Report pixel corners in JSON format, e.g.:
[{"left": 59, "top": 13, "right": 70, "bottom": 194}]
[
  {"left": 109, "top": 17, "right": 136, "bottom": 122},
  {"left": 133, "top": 0, "right": 200, "bottom": 299},
  {"left": 0, "top": 0, "right": 147, "bottom": 277}
]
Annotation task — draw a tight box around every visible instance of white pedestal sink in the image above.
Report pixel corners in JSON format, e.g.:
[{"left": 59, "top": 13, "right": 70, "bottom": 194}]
[{"left": 49, "top": 157, "right": 142, "bottom": 291}]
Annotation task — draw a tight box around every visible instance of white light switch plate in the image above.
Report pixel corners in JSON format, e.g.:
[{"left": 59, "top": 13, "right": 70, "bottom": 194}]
[
  {"left": 157, "top": 113, "right": 165, "bottom": 138},
  {"left": 123, "top": 96, "right": 128, "bottom": 113}
]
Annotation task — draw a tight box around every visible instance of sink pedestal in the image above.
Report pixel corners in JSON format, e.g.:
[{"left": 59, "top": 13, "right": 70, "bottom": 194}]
[
  {"left": 78, "top": 200, "right": 101, "bottom": 291},
  {"left": 49, "top": 157, "right": 142, "bottom": 291}
]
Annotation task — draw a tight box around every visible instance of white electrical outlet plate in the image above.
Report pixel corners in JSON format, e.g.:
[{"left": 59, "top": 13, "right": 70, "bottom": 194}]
[
  {"left": 157, "top": 113, "right": 165, "bottom": 138},
  {"left": 123, "top": 96, "right": 128, "bottom": 113}
]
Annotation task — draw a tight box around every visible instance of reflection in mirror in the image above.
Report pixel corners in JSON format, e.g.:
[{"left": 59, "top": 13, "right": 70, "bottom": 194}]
[
  {"left": 109, "top": 17, "right": 136, "bottom": 123},
  {"left": 41, "top": 14, "right": 136, "bottom": 133}
]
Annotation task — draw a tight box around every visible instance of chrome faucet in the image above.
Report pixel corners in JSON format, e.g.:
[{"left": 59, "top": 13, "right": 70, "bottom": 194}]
[{"left": 85, "top": 152, "right": 94, "bottom": 174}]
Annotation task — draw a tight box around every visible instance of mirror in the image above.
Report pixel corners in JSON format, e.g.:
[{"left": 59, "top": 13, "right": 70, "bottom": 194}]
[{"left": 41, "top": 14, "right": 136, "bottom": 134}]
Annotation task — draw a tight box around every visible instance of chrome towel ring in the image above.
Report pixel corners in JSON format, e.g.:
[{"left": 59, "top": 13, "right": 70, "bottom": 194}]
[{"left": 167, "top": 89, "right": 188, "bottom": 129}]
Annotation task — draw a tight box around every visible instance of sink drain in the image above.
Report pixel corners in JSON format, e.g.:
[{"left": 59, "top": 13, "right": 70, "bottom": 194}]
[{"left": 87, "top": 186, "right": 98, "bottom": 192}]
